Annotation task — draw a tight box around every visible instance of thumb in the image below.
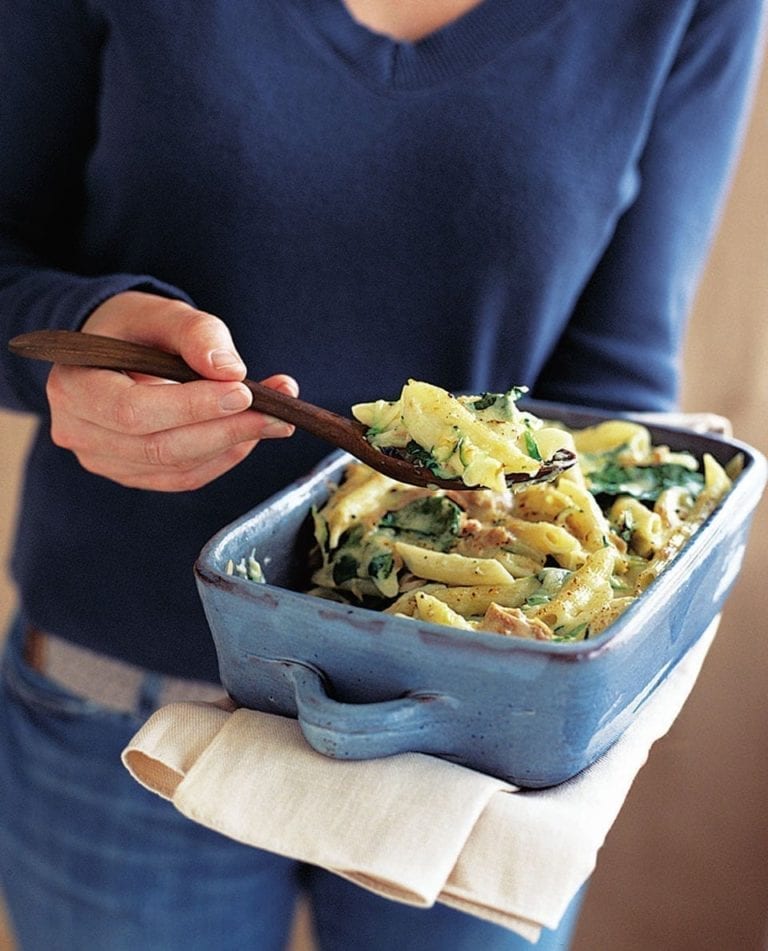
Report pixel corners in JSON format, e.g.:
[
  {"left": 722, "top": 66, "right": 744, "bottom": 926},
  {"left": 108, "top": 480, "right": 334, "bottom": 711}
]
[
  {"left": 84, "top": 292, "right": 248, "bottom": 382},
  {"left": 170, "top": 310, "right": 248, "bottom": 383}
]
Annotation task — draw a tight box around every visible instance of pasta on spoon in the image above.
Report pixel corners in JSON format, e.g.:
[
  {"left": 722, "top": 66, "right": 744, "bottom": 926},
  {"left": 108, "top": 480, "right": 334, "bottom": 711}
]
[{"left": 352, "top": 380, "right": 575, "bottom": 492}]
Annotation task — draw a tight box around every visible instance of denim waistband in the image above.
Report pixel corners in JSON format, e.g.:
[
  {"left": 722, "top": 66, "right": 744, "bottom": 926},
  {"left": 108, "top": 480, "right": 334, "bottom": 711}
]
[{"left": 22, "top": 625, "right": 227, "bottom": 715}]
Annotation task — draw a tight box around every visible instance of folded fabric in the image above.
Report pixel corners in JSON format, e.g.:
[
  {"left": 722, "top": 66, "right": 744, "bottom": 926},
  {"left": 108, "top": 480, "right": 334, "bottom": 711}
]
[{"left": 123, "top": 616, "right": 718, "bottom": 942}]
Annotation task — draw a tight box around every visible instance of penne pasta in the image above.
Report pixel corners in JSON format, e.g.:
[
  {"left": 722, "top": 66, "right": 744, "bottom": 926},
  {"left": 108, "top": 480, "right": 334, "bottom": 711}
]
[
  {"left": 608, "top": 496, "right": 664, "bottom": 559},
  {"left": 530, "top": 547, "right": 617, "bottom": 635},
  {"left": 236, "top": 404, "right": 737, "bottom": 643},
  {"left": 320, "top": 467, "right": 400, "bottom": 548},
  {"left": 411, "top": 591, "right": 475, "bottom": 630},
  {"left": 502, "top": 517, "right": 588, "bottom": 571},
  {"left": 394, "top": 541, "right": 518, "bottom": 586},
  {"left": 385, "top": 579, "right": 540, "bottom": 619}
]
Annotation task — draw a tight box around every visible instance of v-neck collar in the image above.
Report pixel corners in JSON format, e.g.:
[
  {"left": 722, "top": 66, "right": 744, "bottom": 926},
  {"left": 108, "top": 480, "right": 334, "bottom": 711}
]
[{"left": 286, "top": 0, "right": 568, "bottom": 92}]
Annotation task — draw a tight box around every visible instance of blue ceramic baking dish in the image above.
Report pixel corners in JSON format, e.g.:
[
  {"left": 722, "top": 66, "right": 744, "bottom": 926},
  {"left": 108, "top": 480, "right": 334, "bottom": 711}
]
[{"left": 194, "top": 406, "right": 766, "bottom": 788}]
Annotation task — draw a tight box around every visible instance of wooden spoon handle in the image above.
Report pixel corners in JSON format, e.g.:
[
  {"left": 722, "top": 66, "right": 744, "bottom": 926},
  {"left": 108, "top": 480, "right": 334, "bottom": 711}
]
[
  {"left": 7, "top": 329, "right": 365, "bottom": 449},
  {"left": 9, "top": 329, "right": 201, "bottom": 382}
]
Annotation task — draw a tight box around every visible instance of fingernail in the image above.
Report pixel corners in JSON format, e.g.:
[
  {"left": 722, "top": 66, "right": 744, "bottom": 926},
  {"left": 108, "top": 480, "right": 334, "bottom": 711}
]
[
  {"left": 220, "top": 388, "right": 252, "bottom": 412},
  {"left": 262, "top": 421, "right": 294, "bottom": 438},
  {"left": 210, "top": 349, "right": 245, "bottom": 371}
]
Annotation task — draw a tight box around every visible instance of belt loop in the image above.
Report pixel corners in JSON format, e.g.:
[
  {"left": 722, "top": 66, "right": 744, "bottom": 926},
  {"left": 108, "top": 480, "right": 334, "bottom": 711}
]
[
  {"left": 137, "top": 671, "right": 165, "bottom": 718},
  {"left": 23, "top": 625, "right": 46, "bottom": 671}
]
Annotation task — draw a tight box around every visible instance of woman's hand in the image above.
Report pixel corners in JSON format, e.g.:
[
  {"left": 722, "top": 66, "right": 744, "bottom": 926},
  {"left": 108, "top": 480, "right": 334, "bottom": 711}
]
[{"left": 46, "top": 291, "right": 298, "bottom": 491}]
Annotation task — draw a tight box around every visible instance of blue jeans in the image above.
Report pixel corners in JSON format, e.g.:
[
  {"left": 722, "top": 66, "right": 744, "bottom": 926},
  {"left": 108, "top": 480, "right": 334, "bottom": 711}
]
[{"left": 0, "top": 616, "right": 585, "bottom": 950}]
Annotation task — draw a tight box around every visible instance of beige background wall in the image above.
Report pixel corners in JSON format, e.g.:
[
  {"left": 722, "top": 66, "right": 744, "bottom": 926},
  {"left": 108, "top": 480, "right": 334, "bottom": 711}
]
[{"left": 1, "top": 54, "right": 767, "bottom": 951}]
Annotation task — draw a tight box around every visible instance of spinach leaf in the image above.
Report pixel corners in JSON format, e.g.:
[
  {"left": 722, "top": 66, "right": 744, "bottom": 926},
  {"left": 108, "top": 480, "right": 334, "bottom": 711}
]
[
  {"left": 368, "top": 551, "right": 394, "bottom": 580},
  {"left": 399, "top": 440, "right": 443, "bottom": 474},
  {"left": 471, "top": 387, "right": 527, "bottom": 416},
  {"left": 332, "top": 554, "right": 359, "bottom": 585},
  {"left": 587, "top": 463, "right": 704, "bottom": 502},
  {"left": 380, "top": 497, "right": 462, "bottom": 540},
  {"left": 523, "top": 430, "right": 542, "bottom": 461}
]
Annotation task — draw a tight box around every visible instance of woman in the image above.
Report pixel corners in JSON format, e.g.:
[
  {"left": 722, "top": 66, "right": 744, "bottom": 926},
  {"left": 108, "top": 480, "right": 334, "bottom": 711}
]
[{"left": 0, "top": 1, "right": 764, "bottom": 948}]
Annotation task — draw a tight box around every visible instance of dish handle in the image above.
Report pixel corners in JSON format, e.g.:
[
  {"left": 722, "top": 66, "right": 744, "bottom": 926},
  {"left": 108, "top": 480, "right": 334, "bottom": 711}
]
[{"left": 245, "top": 655, "right": 459, "bottom": 761}]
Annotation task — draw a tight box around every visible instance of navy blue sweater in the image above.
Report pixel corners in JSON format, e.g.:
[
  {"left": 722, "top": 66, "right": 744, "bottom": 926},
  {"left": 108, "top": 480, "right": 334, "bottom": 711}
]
[{"left": 0, "top": 0, "right": 763, "bottom": 678}]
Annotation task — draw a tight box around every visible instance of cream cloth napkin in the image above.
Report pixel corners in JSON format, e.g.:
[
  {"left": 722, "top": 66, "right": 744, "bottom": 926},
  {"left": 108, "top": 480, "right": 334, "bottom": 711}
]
[{"left": 123, "top": 616, "right": 718, "bottom": 942}]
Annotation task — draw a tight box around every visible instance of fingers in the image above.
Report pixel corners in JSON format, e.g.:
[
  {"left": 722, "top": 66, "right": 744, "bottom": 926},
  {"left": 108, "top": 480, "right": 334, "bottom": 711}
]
[
  {"left": 49, "top": 365, "right": 255, "bottom": 434},
  {"left": 47, "top": 367, "right": 299, "bottom": 493},
  {"left": 49, "top": 391, "right": 291, "bottom": 491},
  {"left": 49, "top": 365, "right": 299, "bottom": 434},
  {"left": 50, "top": 365, "right": 293, "bottom": 441},
  {"left": 260, "top": 373, "right": 300, "bottom": 398},
  {"left": 52, "top": 389, "right": 286, "bottom": 462}
]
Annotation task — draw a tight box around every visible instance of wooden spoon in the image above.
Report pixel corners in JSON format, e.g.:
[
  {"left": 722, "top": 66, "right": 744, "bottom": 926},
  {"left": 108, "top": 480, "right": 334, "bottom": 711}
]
[{"left": 8, "top": 329, "right": 575, "bottom": 489}]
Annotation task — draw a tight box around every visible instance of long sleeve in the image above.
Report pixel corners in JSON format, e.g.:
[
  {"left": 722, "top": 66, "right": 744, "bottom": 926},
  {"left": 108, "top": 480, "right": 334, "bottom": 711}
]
[
  {"left": 534, "top": 0, "right": 766, "bottom": 412},
  {"left": 0, "top": 0, "right": 190, "bottom": 414}
]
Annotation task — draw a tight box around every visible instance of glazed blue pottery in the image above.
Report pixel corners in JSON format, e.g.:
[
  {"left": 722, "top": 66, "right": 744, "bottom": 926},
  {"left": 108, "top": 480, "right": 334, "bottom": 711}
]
[{"left": 195, "top": 405, "right": 766, "bottom": 788}]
